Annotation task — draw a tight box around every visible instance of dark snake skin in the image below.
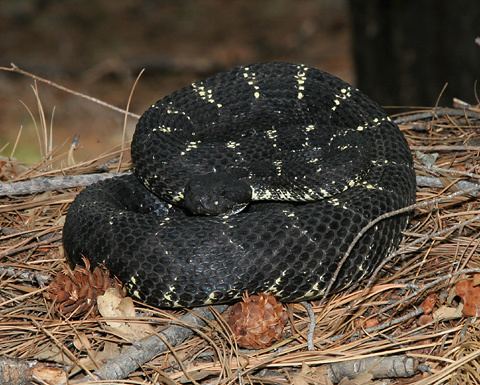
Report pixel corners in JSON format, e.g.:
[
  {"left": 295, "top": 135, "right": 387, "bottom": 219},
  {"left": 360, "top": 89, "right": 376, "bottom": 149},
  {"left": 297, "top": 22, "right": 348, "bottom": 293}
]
[{"left": 63, "top": 62, "right": 416, "bottom": 308}]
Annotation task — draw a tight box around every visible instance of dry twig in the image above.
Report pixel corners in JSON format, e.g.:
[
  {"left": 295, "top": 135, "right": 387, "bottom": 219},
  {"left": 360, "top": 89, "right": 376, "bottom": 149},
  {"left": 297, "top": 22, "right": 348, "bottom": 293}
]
[{"left": 0, "top": 63, "right": 140, "bottom": 119}]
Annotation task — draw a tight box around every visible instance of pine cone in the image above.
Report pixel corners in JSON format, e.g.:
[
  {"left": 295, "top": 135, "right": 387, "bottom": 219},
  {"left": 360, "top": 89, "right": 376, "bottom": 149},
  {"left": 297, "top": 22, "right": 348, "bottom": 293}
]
[
  {"left": 45, "top": 258, "right": 122, "bottom": 317},
  {"left": 226, "top": 293, "right": 288, "bottom": 349}
]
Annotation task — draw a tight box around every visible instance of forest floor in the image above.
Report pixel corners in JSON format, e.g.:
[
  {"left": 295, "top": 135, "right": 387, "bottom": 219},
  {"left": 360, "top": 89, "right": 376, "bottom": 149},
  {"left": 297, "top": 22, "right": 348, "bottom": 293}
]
[{"left": 1, "top": 87, "right": 480, "bottom": 384}]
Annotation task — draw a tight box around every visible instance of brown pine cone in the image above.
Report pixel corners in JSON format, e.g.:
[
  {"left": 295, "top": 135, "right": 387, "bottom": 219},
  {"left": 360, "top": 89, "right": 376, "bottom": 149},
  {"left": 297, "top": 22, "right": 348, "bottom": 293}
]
[
  {"left": 45, "top": 258, "right": 122, "bottom": 317},
  {"left": 226, "top": 293, "right": 288, "bottom": 349}
]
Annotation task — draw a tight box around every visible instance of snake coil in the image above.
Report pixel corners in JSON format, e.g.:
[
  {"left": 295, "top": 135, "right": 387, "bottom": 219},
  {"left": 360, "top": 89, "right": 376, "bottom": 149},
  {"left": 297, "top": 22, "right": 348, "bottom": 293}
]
[{"left": 63, "top": 62, "right": 416, "bottom": 308}]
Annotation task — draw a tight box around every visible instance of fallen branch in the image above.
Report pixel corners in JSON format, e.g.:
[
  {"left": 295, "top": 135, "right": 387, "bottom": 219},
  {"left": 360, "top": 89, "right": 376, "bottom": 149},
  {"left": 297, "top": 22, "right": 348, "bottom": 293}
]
[
  {"left": 256, "top": 355, "right": 421, "bottom": 384},
  {"left": 70, "top": 305, "right": 227, "bottom": 384},
  {"left": 327, "top": 355, "right": 419, "bottom": 383},
  {"left": 0, "top": 266, "right": 50, "bottom": 286},
  {"left": 0, "top": 172, "right": 127, "bottom": 196},
  {"left": 419, "top": 165, "right": 480, "bottom": 180},
  {"left": 393, "top": 107, "right": 480, "bottom": 124},
  {"left": 415, "top": 176, "right": 480, "bottom": 196}
]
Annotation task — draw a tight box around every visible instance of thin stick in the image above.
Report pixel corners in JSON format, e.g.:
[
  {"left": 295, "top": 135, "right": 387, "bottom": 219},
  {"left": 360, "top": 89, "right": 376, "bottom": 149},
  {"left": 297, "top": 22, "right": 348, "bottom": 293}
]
[
  {"left": 301, "top": 302, "right": 316, "bottom": 351},
  {"left": 31, "top": 82, "right": 49, "bottom": 160},
  {"left": 433, "top": 82, "right": 449, "bottom": 112},
  {"left": 411, "top": 145, "right": 480, "bottom": 152},
  {"left": 393, "top": 107, "right": 480, "bottom": 124},
  {"left": 419, "top": 165, "right": 480, "bottom": 180},
  {"left": 117, "top": 69, "right": 145, "bottom": 172},
  {"left": 19, "top": 100, "right": 42, "bottom": 157},
  {"left": 0, "top": 63, "right": 140, "bottom": 119},
  {"left": 49, "top": 106, "right": 55, "bottom": 161},
  {"left": 10, "top": 125, "right": 23, "bottom": 159}
]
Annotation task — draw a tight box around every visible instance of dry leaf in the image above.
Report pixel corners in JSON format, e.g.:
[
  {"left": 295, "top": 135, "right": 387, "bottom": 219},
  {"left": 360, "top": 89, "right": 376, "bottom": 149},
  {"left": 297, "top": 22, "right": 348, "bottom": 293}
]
[
  {"left": 34, "top": 344, "right": 73, "bottom": 366},
  {"left": 364, "top": 318, "right": 379, "bottom": 328},
  {"left": 472, "top": 273, "right": 480, "bottom": 286},
  {"left": 420, "top": 293, "right": 437, "bottom": 315},
  {"left": 97, "top": 287, "right": 155, "bottom": 341},
  {"left": 455, "top": 278, "right": 480, "bottom": 317},
  {"left": 67, "top": 341, "right": 122, "bottom": 376},
  {"left": 291, "top": 363, "right": 332, "bottom": 385},
  {"left": 178, "top": 368, "right": 216, "bottom": 384},
  {"left": 81, "top": 342, "right": 120, "bottom": 370},
  {"left": 73, "top": 332, "right": 91, "bottom": 351},
  {"left": 432, "top": 305, "right": 463, "bottom": 321},
  {"left": 0, "top": 156, "right": 26, "bottom": 181},
  {"left": 418, "top": 314, "right": 433, "bottom": 325},
  {"left": 355, "top": 317, "right": 378, "bottom": 329}
]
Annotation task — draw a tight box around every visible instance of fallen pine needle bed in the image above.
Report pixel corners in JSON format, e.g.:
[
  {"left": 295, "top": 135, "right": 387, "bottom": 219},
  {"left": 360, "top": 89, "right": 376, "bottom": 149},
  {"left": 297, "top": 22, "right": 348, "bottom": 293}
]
[{"left": 1, "top": 66, "right": 480, "bottom": 384}]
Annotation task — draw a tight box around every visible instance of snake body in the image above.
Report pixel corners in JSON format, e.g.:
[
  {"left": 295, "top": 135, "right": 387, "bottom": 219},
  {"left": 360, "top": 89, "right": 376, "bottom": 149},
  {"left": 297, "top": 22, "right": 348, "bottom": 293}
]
[{"left": 63, "top": 62, "right": 416, "bottom": 308}]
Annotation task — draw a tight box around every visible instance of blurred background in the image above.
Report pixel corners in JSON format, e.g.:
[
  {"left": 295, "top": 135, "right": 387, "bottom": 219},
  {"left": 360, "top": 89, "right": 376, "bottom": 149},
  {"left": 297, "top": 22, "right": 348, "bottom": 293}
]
[{"left": 1, "top": 0, "right": 479, "bottom": 163}]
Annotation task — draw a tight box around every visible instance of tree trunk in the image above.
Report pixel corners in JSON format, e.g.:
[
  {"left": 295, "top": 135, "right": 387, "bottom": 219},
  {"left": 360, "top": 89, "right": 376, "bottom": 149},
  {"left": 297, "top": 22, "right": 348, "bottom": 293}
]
[{"left": 348, "top": 0, "right": 480, "bottom": 107}]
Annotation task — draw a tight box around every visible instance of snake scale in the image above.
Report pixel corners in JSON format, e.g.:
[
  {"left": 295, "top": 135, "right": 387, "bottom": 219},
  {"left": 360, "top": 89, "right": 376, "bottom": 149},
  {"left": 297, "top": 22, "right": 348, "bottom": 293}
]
[{"left": 63, "top": 62, "right": 416, "bottom": 308}]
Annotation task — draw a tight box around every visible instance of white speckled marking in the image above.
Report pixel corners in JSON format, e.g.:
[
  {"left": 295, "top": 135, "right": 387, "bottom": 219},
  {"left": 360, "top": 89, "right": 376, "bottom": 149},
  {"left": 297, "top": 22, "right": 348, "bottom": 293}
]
[
  {"left": 158, "top": 125, "right": 172, "bottom": 133},
  {"left": 294, "top": 64, "right": 308, "bottom": 100},
  {"left": 242, "top": 67, "right": 261, "bottom": 99},
  {"left": 192, "top": 82, "right": 222, "bottom": 108},
  {"left": 273, "top": 159, "right": 283, "bottom": 176},
  {"left": 266, "top": 128, "right": 279, "bottom": 148},
  {"left": 226, "top": 141, "right": 241, "bottom": 149},
  {"left": 185, "top": 140, "right": 201, "bottom": 152},
  {"left": 330, "top": 86, "right": 354, "bottom": 112}
]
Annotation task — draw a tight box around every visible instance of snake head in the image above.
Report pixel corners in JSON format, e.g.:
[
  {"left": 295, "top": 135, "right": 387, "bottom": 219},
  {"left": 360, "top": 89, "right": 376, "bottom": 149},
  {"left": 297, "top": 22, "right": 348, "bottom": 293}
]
[{"left": 183, "top": 172, "right": 252, "bottom": 216}]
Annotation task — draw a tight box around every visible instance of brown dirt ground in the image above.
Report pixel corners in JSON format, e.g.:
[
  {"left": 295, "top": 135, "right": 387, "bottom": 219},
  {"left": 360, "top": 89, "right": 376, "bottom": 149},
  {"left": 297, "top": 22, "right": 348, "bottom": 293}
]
[{"left": 0, "top": 0, "right": 352, "bottom": 163}]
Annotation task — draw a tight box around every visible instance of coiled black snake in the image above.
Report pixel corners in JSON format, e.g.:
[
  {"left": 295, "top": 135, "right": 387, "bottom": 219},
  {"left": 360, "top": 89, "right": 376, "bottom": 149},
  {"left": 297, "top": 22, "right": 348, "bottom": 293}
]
[{"left": 63, "top": 62, "right": 416, "bottom": 308}]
